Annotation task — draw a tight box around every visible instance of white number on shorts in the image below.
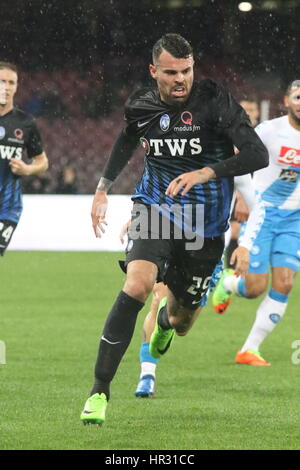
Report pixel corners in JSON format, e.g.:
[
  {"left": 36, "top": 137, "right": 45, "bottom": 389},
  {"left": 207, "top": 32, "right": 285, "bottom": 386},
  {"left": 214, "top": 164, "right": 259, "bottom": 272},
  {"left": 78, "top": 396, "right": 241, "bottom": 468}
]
[
  {"left": 1, "top": 225, "right": 14, "bottom": 243},
  {"left": 187, "top": 276, "right": 212, "bottom": 295}
]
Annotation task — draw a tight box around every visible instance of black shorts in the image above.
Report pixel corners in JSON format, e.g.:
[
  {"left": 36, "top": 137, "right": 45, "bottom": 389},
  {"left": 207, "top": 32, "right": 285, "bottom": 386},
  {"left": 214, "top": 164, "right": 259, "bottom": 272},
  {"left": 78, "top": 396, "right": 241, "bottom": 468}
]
[
  {"left": 0, "top": 220, "right": 17, "bottom": 256},
  {"left": 121, "top": 204, "right": 224, "bottom": 309}
]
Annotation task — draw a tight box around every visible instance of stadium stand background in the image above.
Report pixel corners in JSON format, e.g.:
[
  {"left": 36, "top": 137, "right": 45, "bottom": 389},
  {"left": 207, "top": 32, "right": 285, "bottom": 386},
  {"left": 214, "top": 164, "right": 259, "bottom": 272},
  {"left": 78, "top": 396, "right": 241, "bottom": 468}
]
[{"left": 1, "top": 0, "right": 298, "bottom": 194}]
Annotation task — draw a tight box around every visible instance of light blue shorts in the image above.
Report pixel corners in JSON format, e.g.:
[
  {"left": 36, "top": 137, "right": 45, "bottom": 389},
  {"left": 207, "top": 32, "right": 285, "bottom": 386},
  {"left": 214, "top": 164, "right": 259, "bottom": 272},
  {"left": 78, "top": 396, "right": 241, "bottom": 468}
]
[{"left": 241, "top": 207, "right": 300, "bottom": 274}]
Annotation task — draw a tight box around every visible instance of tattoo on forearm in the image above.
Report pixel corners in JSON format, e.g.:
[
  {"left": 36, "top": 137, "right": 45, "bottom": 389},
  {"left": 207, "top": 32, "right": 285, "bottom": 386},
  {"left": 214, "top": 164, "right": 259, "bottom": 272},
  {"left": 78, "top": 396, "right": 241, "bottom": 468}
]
[{"left": 96, "top": 177, "right": 113, "bottom": 192}]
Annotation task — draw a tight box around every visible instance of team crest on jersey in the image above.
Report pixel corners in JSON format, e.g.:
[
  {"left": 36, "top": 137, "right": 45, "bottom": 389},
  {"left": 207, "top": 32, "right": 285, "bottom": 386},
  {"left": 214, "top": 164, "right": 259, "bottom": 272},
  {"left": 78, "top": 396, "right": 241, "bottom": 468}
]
[
  {"left": 181, "top": 111, "right": 192, "bottom": 125},
  {"left": 0, "top": 126, "right": 5, "bottom": 140},
  {"left": 140, "top": 137, "right": 150, "bottom": 155},
  {"left": 160, "top": 114, "right": 170, "bottom": 132},
  {"left": 251, "top": 245, "right": 260, "bottom": 255},
  {"left": 14, "top": 128, "right": 24, "bottom": 140}
]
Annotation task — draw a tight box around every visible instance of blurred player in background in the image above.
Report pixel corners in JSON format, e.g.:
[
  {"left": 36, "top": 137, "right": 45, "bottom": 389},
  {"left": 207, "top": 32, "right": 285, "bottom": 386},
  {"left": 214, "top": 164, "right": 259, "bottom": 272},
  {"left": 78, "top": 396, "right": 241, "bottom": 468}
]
[
  {"left": 213, "top": 80, "right": 300, "bottom": 366},
  {"left": 226, "top": 97, "right": 260, "bottom": 268},
  {"left": 80, "top": 34, "right": 268, "bottom": 425},
  {"left": 0, "top": 62, "right": 48, "bottom": 254}
]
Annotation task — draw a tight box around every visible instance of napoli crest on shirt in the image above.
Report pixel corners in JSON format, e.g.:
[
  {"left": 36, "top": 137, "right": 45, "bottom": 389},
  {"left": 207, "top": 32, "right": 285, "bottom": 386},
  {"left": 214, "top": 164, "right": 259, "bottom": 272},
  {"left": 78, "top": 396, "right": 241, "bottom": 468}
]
[
  {"left": 160, "top": 114, "right": 170, "bottom": 132},
  {"left": 0, "top": 126, "right": 5, "bottom": 140}
]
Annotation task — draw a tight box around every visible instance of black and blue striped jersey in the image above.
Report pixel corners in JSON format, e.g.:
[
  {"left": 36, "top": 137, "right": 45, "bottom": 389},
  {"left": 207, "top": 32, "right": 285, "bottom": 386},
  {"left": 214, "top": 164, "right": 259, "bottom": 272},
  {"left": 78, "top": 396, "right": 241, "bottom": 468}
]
[
  {"left": 0, "top": 108, "right": 43, "bottom": 223},
  {"left": 124, "top": 79, "right": 250, "bottom": 237}
]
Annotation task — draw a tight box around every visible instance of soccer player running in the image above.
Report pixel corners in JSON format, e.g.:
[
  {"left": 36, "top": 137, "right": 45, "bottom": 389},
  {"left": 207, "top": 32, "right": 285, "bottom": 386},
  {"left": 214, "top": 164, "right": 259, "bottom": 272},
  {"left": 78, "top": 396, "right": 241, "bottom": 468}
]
[
  {"left": 226, "top": 97, "right": 260, "bottom": 268},
  {"left": 213, "top": 80, "right": 300, "bottom": 366},
  {"left": 80, "top": 34, "right": 268, "bottom": 425},
  {"left": 0, "top": 62, "right": 48, "bottom": 255}
]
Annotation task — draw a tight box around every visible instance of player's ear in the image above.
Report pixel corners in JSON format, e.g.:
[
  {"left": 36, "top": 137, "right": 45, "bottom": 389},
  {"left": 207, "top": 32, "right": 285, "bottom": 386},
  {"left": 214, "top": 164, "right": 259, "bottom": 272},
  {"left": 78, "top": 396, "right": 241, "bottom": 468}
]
[
  {"left": 284, "top": 93, "right": 292, "bottom": 108},
  {"left": 149, "top": 64, "right": 157, "bottom": 80}
]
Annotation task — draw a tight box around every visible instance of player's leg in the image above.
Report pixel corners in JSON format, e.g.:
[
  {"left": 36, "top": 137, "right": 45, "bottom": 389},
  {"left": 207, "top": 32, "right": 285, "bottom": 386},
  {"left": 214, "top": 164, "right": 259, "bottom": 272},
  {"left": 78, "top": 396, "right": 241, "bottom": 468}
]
[
  {"left": 236, "top": 266, "right": 296, "bottom": 366},
  {"left": 213, "top": 215, "right": 273, "bottom": 313},
  {"left": 236, "top": 228, "right": 300, "bottom": 366},
  {"left": 81, "top": 259, "right": 157, "bottom": 424},
  {"left": 0, "top": 220, "right": 18, "bottom": 256},
  {"left": 150, "top": 236, "right": 224, "bottom": 358},
  {"left": 226, "top": 220, "right": 240, "bottom": 268},
  {"left": 135, "top": 282, "right": 168, "bottom": 397}
]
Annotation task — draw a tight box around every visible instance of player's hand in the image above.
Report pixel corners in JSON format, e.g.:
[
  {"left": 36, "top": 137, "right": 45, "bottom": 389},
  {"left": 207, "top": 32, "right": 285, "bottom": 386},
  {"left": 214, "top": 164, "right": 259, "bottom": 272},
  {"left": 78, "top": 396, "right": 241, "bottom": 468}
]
[
  {"left": 9, "top": 158, "right": 31, "bottom": 176},
  {"left": 119, "top": 219, "right": 131, "bottom": 244},
  {"left": 166, "top": 167, "right": 216, "bottom": 197},
  {"left": 234, "top": 193, "right": 249, "bottom": 222},
  {"left": 91, "top": 190, "right": 108, "bottom": 238},
  {"left": 230, "top": 246, "right": 249, "bottom": 277}
]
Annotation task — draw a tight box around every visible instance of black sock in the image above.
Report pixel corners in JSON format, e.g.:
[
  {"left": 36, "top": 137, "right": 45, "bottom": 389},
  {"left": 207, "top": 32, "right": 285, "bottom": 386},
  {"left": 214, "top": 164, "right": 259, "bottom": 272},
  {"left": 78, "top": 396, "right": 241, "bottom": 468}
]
[
  {"left": 157, "top": 304, "right": 172, "bottom": 330},
  {"left": 90, "top": 291, "right": 144, "bottom": 400},
  {"left": 226, "top": 238, "right": 238, "bottom": 268}
]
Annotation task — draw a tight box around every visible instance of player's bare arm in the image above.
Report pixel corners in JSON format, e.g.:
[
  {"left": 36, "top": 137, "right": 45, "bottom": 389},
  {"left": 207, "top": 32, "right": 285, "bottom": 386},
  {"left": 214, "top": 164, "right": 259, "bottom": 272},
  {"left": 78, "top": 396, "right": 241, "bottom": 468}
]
[
  {"left": 234, "top": 192, "right": 250, "bottom": 222},
  {"left": 166, "top": 167, "right": 216, "bottom": 197},
  {"left": 91, "top": 129, "right": 138, "bottom": 237},
  {"left": 91, "top": 177, "right": 112, "bottom": 237},
  {"left": 120, "top": 219, "right": 131, "bottom": 244},
  {"left": 230, "top": 245, "right": 249, "bottom": 277},
  {"left": 9, "top": 152, "right": 48, "bottom": 176}
]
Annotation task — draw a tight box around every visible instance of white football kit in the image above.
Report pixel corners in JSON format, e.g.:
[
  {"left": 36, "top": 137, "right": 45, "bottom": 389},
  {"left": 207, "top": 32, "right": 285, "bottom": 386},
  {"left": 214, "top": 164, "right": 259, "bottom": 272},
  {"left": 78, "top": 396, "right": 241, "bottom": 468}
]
[{"left": 243, "top": 115, "right": 300, "bottom": 273}]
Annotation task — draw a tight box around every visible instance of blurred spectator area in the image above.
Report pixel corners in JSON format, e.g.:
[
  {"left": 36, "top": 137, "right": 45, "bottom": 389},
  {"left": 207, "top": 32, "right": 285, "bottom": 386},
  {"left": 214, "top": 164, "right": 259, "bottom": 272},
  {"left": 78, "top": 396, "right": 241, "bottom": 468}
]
[{"left": 17, "top": 61, "right": 283, "bottom": 194}]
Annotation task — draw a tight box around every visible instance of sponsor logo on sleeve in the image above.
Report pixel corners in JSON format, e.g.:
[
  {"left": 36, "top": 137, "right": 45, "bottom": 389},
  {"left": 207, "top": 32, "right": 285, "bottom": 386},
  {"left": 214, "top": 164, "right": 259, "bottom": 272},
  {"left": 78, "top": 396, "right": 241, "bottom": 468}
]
[{"left": 140, "top": 137, "right": 150, "bottom": 155}]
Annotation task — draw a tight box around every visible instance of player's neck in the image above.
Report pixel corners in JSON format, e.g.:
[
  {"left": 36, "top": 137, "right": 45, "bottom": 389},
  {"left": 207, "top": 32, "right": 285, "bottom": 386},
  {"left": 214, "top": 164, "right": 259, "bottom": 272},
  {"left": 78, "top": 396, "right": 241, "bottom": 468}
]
[
  {"left": 288, "top": 114, "right": 300, "bottom": 131},
  {"left": 0, "top": 103, "right": 13, "bottom": 117}
]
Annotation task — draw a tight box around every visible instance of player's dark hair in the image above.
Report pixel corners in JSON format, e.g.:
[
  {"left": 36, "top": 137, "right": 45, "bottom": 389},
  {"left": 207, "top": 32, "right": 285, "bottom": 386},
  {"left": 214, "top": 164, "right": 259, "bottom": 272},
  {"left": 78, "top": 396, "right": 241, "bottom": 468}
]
[
  {"left": 0, "top": 61, "right": 18, "bottom": 74},
  {"left": 152, "top": 34, "right": 193, "bottom": 64},
  {"left": 286, "top": 80, "right": 300, "bottom": 95}
]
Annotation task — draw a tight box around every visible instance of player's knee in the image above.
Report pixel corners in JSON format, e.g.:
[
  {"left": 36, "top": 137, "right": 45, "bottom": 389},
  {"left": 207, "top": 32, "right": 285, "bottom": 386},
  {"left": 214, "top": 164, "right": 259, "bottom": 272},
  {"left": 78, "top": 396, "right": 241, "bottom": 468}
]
[
  {"left": 169, "top": 315, "right": 192, "bottom": 336},
  {"left": 273, "top": 278, "right": 294, "bottom": 295},
  {"left": 123, "top": 277, "right": 153, "bottom": 302},
  {"left": 246, "top": 277, "right": 267, "bottom": 298}
]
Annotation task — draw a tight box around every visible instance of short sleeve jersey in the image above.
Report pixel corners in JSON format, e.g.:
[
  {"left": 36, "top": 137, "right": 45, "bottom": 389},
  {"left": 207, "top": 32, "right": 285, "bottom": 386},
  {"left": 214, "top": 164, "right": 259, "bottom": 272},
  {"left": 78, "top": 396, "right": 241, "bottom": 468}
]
[
  {"left": 253, "top": 115, "right": 300, "bottom": 210},
  {"left": 124, "top": 79, "right": 250, "bottom": 237},
  {"left": 0, "top": 108, "right": 44, "bottom": 222}
]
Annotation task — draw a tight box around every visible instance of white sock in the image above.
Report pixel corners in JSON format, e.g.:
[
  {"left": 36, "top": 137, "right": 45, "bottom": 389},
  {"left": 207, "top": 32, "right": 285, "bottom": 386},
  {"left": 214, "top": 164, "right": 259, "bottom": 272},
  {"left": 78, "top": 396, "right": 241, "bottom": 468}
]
[
  {"left": 223, "top": 275, "right": 240, "bottom": 295},
  {"left": 240, "top": 295, "right": 288, "bottom": 352},
  {"left": 140, "top": 361, "right": 156, "bottom": 378}
]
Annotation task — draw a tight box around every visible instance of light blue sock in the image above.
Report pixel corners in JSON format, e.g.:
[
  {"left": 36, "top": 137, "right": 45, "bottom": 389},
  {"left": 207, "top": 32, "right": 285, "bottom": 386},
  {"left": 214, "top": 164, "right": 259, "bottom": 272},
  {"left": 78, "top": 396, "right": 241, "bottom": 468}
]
[
  {"left": 269, "top": 288, "right": 289, "bottom": 303},
  {"left": 140, "top": 342, "right": 158, "bottom": 364},
  {"left": 236, "top": 278, "right": 248, "bottom": 297}
]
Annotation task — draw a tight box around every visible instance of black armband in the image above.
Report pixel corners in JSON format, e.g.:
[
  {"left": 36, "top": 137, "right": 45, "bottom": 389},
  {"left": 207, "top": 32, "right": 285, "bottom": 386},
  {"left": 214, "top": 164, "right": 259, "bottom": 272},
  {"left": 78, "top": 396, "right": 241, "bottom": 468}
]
[{"left": 102, "top": 129, "right": 139, "bottom": 183}]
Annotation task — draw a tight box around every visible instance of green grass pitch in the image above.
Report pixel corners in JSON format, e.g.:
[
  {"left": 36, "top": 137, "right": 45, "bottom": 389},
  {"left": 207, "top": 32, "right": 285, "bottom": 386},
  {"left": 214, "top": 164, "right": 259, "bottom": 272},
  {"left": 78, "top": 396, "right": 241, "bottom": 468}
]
[{"left": 1, "top": 251, "right": 300, "bottom": 450}]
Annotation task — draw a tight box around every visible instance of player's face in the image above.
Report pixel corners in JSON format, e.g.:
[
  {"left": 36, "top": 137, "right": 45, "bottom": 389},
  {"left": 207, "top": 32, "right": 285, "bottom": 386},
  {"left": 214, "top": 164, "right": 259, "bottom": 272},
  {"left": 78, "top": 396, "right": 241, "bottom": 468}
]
[
  {"left": 0, "top": 68, "right": 18, "bottom": 107},
  {"left": 239, "top": 100, "right": 259, "bottom": 127},
  {"left": 149, "top": 50, "right": 194, "bottom": 106},
  {"left": 285, "top": 86, "right": 300, "bottom": 127}
]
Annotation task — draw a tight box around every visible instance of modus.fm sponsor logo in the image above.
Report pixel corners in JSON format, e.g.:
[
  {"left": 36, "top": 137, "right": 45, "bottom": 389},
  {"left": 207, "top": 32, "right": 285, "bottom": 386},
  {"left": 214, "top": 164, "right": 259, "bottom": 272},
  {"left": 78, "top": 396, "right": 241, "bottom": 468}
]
[{"left": 174, "top": 111, "right": 200, "bottom": 132}]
